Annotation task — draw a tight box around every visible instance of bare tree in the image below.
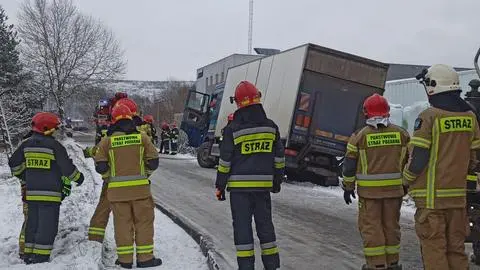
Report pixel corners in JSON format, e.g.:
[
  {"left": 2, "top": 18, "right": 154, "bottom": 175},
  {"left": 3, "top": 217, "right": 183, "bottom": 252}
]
[{"left": 17, "top": 0, "right": 126, "bottom": 119}]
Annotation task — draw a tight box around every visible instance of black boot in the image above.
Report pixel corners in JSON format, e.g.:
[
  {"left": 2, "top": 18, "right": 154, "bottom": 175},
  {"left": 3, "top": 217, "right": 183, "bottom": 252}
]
[
  {"left": 115, "top": 259, "right": 133, "bottom": 269},
  {"left": 23, "top": 254, "right": 33, "bottom": 264},
  {"left": 387, "top": 262, "right": 402, "bottom": 270},
  {"left": 31, "top": 254, "right": 49, "bottom": 264},
  {"left": 137, "top": 257, "right": 163, "bottom": 268}
]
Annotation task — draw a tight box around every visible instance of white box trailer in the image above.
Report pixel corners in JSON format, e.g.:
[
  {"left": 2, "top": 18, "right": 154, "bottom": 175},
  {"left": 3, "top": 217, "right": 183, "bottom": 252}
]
[{"left": 181, "top": 43, "right": 389, "bottom": 185}]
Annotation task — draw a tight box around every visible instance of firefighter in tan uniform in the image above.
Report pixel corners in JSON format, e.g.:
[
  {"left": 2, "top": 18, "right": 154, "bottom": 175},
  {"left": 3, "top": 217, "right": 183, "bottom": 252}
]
[
  {"left": 403, "top": 64, "right": 480, "bottom": 270},
  {"left": 94, "top": 104, "right": 161, "bottom": 269},
  {"left": 343, "top": 94, "right": 409, "bottom": 270}
]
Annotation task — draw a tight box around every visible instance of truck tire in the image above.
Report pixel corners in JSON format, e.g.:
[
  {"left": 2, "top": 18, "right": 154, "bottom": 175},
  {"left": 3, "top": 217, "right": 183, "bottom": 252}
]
[{"left": 197, "top": 142, "right": 217, "bottom": 168}]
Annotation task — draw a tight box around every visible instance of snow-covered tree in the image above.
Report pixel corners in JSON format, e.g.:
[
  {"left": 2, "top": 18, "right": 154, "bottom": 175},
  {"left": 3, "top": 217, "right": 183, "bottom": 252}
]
[
  {"left": 0, "top": 5, "right": 21, "bottom": 92},
  {"left": 17, "top": 0, "right": 126, "bottom": 119}
]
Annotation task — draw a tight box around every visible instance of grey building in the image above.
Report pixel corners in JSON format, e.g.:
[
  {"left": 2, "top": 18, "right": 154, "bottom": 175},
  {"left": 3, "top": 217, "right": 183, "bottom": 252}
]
[{"left": 196, "top": 54, "right": 263, "bottom": 95}]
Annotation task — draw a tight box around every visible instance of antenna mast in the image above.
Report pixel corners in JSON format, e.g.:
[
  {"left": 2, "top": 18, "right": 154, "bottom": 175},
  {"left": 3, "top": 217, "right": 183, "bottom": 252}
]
[{"left": 248, "top": 0, "right": 253, "bottom": 54}]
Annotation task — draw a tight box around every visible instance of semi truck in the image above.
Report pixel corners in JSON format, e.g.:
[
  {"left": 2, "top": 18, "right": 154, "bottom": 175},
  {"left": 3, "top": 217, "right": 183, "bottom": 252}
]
[{"left": 180, "top": 43, "right": 389, "bottom": 185}]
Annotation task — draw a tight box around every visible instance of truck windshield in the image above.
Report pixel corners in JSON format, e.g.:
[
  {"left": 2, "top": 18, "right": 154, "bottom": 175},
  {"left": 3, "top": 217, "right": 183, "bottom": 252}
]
[{"left": 187, "top": 92, "right": 209, "bottom": 113}]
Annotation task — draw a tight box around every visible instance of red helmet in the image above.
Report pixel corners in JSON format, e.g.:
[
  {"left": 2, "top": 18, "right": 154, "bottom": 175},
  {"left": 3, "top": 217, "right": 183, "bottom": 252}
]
[
  {"left": 171, "top": 122, "right": 177, "bottom": 128},
  {"left": 31, "top": 112, "right": 61, "bottom": 135},
  {"left": 228, "top": 113, "right": 234, "bottom": 121},
  {"left": 232, "top": 81, "right": 261, "bottom": 108},
  {"left": 161, "top": 122, "right": 169, "bottom": 129},
  {"left": 111, "top": 104, "right": 133, "bottom": 124},
  {"left": 143, "top": 115, "right": 154, "bottom": 123},
  {"left": 363, "top": 94, "right": 390, "bottom": 119},
  {"left": 115, "top": 98, "right": 138, "bottom": 115}
]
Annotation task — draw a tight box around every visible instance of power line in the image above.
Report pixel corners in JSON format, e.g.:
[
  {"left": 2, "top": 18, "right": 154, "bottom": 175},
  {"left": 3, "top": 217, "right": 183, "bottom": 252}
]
[{"left": 248, "top": 0, "right": 253, "bottom": 54}]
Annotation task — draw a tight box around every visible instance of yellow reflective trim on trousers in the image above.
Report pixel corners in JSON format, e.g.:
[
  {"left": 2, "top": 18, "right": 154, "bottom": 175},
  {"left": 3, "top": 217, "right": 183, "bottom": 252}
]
[
  {"left": 109, "top": 150, "right": 116, "bottom": 177},
  {"left": 409, "top": 137, "right": 431, "bottom": 149},
  {"left": 136, "top": 244, "right": 154, "bottom": 254},
  {"left": 347, "top": 143, "right": 358, "bottom": 152},
  {"left": 468, "top": 175, "right": 477, "bottom": 181},
  {"left": 262, "top": 247, "right": 279, "bottom": 256},
  {"left": 26, "top": 195, "right": 61, "bottom": 202},
  {"left": 108, "top": 179, "right": 150, "bottom": 188},
  {"left": 117, "top": 250, "right": 134, "bottom": 255},
  {"left": 357, "top": 179, "right": 402, "bottom": 187},
  {"left": 343, "top": 176, "right": 356, "bottom": 183},
  {"left": 218, "top": 165, "right": 230, "bottom": 173},
  {"left": 24, "top": 247, "right": 33, "bottom": 253},
  {"left": 237, "top": 250, "right": 255, "bottom": 257},
  {"left": 140, "top": 146, "right": 145, "bottom": 176},
  {"left": 364, "top": 246, "right": 386, "bottom": 256},
  {"left": 234, "top": 133, "right": 276, "bottom": 145},
  {"left": 88, "top": 231, "right": 105, "bottom": 236},
  {"left": 385, "top": 245, "right": 400, "bottom": 255},
  {"left": 33, "top": 249, "right": 51, "bottom": 255},
  {"left": 426, "top": 119, "right": 440, "bottom": 209},
  {"left": 24, "top": 152, "right": 55, "bottom": 160},
  {"left": 228, "top": 181, "right": 273, "bottom": 188},
  {"left": 137, "top": 249, "right": 154, "bottom": 254},
  {"left": 359, "top": 150, "right": 368, "bottom": 174}
]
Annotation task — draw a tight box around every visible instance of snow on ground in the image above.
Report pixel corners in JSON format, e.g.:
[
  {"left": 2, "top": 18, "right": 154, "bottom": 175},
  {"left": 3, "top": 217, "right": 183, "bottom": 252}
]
[{"left": 0, "top": 139, "right": 208, "bottom": 270}]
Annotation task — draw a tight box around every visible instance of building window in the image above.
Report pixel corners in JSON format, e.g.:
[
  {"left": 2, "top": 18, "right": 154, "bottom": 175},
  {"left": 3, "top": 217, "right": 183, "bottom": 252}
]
[
  {"left": 221, "top": 72, "right": 224, "bottom": 82},
  {"left": 215, "top": 74, "right": 219, "bottom": 85},
  {"left": 210, "top": 76, "right": 213, "bottom": 86},
  {"left": 206, "top": 77, "right": 209, "bottom": 88}
]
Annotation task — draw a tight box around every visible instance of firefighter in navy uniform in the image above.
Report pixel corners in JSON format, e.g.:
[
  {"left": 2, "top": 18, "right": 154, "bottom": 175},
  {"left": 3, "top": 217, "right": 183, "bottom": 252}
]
[
  {"left": 404, "top": 64, "right": 480, "bottom": 270},
  {"left": 342, "top": 94, "right": 410, "bottom": 270},
  {"left": 8, "top": 112, "right": 84, "bottom": 264},
  {"left": 95, "top": 104, "right": 161, "bottom": 269},
  {"left": 215, "top": 81, "right": 284, "bottom": 270},
  {"left": 169, "top": 122, "right": 179, "bottom": 155},
  {"left": 159, "top": 122, "right": 170, "bottom": 154}
]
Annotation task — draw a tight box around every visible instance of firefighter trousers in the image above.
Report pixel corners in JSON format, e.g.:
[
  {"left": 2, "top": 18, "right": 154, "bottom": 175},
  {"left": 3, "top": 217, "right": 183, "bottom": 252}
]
[
  {"left": 160, "top": 139, "right": 170, "bottom": 154},
  {"left": 19, "top": 201, "right": 27, "bottom": 256},
  {"left": 170, "top": 139, "right": 178, "bottom": 155},
  {"left": 230, "top": 192, "right": 280, "bottom": 270},
  {"left": 111, "top": 196, "right": 155, "bottom": 264},
  {"left": 88, "top": 182, "right": 110, "bottom": 242},
  {"left": 415, "top": 208, "right": 468, "bottom": 270},
  {"left": 24, "top": 203, "right": 60, "bottom": 261},
  {"left": 358, "top": 197, "right": 402, "bottom": 269}
]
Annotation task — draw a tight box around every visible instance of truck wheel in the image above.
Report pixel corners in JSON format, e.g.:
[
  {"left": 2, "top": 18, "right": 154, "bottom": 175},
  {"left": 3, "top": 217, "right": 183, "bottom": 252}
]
[{"left": 197, "top": 142, "right": 216, "bottom": 168}]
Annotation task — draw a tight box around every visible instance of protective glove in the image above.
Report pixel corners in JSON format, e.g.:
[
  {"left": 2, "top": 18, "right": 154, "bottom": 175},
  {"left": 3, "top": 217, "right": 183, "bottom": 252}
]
[
  {"left": 272, "top": 175, "right": 284, "bottom": 193},
  {"left": 343, "top": 190, "right": 356, "bottom": 205},
  {"left": 215, "top": 188, "right": 226, "bottom": 201},
  {"left": 62, "top": 177, "right": 72, "bottom": 200}
]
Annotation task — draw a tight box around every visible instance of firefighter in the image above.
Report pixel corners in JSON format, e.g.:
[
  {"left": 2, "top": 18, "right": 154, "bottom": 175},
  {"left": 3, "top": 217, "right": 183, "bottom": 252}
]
[
  {"left": 342, "top": 94, "right": 409, "bottom": 270},
  {"left": 8, "top": 112, "right": 84, "bottom": 264},
  {"left": 94, "top": 104, "right": 161, "bottom": 269},
  {"left": 215, "top": 81, "right": 284, "bottom": 270},
  {"left": 169, "top": 122, "right": 179, "bottom": 155},
  {"left": 403, "top": 64, "right": 480, "bottom": 270},
  {"left": 159, "top": 122, "right": 170, "bottom": 154},
  {"left": 142, "top": 115, "right": 157, "bottom": 144}
]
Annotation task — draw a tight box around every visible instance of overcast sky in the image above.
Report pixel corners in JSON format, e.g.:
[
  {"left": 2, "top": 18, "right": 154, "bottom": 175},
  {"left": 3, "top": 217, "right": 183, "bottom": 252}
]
[{"left": 2, "top": 0, "right": 480, "bottom": 81}]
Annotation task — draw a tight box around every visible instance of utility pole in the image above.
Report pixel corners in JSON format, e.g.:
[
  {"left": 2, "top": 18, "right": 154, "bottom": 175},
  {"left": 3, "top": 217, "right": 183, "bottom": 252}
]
[{"left": 248, "top": 0, "right": 253, "bottom": 54}]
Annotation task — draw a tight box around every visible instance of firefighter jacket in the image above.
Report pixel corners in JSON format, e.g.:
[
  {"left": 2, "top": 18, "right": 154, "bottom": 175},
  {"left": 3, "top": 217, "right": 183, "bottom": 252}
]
[
  {"left": 138, "top": 124, "right": 152, "bottom": 139},
  {"left": 404, "top": 105, "right": 480, "bottom": 209},
  {"left": 160, "top": 128, "right": 171, "bottom": 141},
  {"left": 215, "top": 104, "right": 285, "bottom": 192},
  {"left": 8, "top": 133, "right": 84, "bottom": 203},
  {"left": 170, "top": 127, "right": 179, "bottom": 140},
  {"left": 342, "top": 124, "right": 410, "bottom": 199},
  {"left": 94, "top": 119, "right": 159, "bottom": 202}
]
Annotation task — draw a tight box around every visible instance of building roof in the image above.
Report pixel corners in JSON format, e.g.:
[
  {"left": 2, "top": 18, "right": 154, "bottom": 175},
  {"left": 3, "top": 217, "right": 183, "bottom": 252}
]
[{"left": 386, "top": 63, "right": 472, "bottom": 81}]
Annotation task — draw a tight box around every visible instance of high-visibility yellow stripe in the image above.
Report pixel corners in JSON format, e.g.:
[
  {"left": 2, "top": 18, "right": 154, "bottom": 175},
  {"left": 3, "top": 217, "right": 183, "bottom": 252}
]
[
  {"left": 234, "top": 133, "right": 276, "bottom": 145},
  {"left": 409, "top": 189, "right": 427, "bottom": 198},
  {"left": 472, "top": 140, "right": 480, "bottom": 150},
  {"left": 262, "top": 247, "right": 279, "bottom": 256},
  {"left": 468, "top": 175, "right": 477, "bottom": 181},
  {"left": 436, "top": 188, "right": 466, "bottom": 198},
  {"left": 218, "top": 165, "right": 230, "bottom": 173},
  {"left": 137, "top": 244, "right": 154, "bottom": 250},
  {"left": 109, "top": 150, "right": 116, "bottom": 177},
  {"left": 357, "top": 179, "right": 402, "bottom": 187},
  {"left": 140, "top": 146, "right": 145, "bottom": 176},
  {"left": 88, "top": 231, "right": 105, "bottom": 236},
  {"left": 274, "top": 162, "right": 285, "bottom": 169},
  {"left": 409, "top": 137, "right": 431, "bottom": 149},
  {"left": 385, "top": 245, "right": 400, "bottom": 255},
  {"left": 426, "top": 119, "right": 440, "bottom": 209},
  {"left": 359, "top": 150, "right": 368, "bottom": 174},
  {"left": 137, "top": 249, "right": 154, "bottom": 254},
  {"left": 343, "top": 176, "right": 356, "bottom": 183},
  {"left": 364, "top": 246, "right": 386, "bottom": 256},
  {"left": 24, "top": 247, "right": 33, "bottom": 253},
  {"left": 403, "top": 169, "right": 416, "bottom": 182},
  {"left": 236, "top": 250, "right": 255, "bottom": 257},
  {"left": 33, "top": 249, "right": 51, "bottom": 255},
  {"left": 347, "top": 143, "right": 358, "bottom": 153},
  {"left": 24, "top": 152, "right": 55, "bottom": 160},
  {"left": 89, "top": 227, "right": 105, "bottom": 232},
  {"left": 117, "top": 250, "right": 134, "bottom": 255},
  {"left": 108, "top": 179, "right": 150, "bottom": 188},
  {"left": 26, "top": 196, "right": 61, "bottom": 202},
  {"left": 228, "top": 181, "right": 273, "bottom": 188},
  {"left": 117, "top": 245, "right": 134, "bottom": 251}
]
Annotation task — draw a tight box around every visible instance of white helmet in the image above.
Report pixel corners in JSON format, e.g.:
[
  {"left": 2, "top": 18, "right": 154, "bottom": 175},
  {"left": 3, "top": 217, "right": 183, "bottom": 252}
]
[{"left": 421, "top": 64, "right": 461, "bottom": 95}]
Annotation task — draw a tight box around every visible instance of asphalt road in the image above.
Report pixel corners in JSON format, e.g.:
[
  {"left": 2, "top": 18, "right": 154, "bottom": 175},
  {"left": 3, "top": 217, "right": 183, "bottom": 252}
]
[{"left": 150, "top": 157, "right": 427, "bottom": 270}]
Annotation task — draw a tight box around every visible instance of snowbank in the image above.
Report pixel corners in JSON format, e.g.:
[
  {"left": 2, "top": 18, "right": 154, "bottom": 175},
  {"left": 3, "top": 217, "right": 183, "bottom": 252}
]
[{"left": 0, "top": 139, "right": 207, "bottom": 270}]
